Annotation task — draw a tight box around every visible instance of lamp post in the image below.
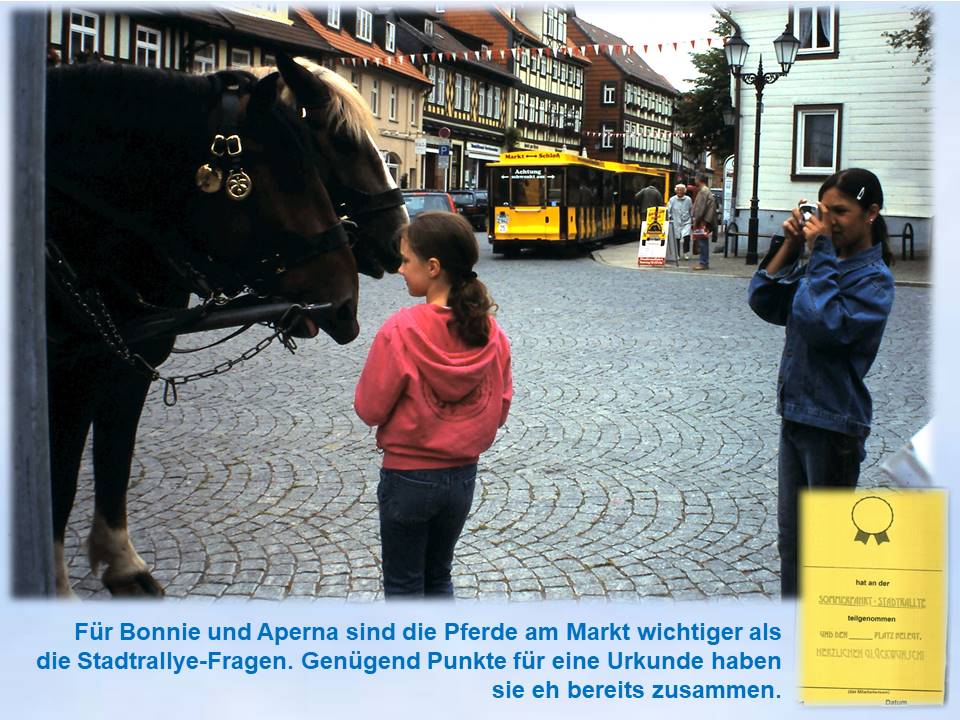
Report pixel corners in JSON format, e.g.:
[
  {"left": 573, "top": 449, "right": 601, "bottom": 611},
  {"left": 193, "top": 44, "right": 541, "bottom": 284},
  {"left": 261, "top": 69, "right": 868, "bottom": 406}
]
[{"left": 724, "top": 25, "right": 800, "bottom": 265}]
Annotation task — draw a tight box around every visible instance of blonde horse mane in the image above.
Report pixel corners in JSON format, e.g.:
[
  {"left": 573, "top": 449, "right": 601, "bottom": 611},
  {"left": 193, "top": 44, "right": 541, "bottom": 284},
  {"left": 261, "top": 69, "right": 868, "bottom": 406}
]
[{"left": 253, "top": 58, "right": 377, "bottom": 141}]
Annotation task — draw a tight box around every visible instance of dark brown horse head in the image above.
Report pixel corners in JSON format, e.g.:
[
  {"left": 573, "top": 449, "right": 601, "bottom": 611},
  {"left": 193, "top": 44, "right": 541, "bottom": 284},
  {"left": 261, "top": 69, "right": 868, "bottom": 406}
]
[
  {"left": 201, "top": 67, "right": 360, "bottom": 343},
  {"left": 266, "top": 54, "right": 408, "bottom": 279}
]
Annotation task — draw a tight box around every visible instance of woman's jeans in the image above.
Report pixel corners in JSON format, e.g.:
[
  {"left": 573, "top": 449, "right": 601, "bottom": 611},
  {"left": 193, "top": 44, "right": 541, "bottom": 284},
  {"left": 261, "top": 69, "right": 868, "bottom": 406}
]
[
  {"left": 378, "top": 464, "right": 477, "bottom": 598},
  {"left": 778, "top": 421, "right": 862, "bottom": 598}
]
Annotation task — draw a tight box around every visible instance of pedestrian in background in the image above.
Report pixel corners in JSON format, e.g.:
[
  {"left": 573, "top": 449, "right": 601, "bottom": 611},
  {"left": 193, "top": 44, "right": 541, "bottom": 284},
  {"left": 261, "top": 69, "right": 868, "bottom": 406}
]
[
  {"left": 355, "top": 212, "right": 513, "bottom": 599},
  {"left": 667, "top": 183, "right": 693, "bottom": 260},
  {"left": 635, "top": 183, "right": 664, "bottom": 224},
  {"left": 691, "top": 173, "right": 717, "bottom": 270},
  {"left": 747, "top": 168, "right": 895, "bottom": 598}
]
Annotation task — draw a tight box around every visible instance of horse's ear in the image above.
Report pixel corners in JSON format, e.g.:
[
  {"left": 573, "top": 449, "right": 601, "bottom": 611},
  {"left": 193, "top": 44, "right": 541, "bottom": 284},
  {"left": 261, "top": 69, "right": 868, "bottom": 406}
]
[
  {"left": 275, "top": 51, "right": 331, "bottom": 109},
  {"left": 248, "top": 71, "right": 281, "bottom": 119}
]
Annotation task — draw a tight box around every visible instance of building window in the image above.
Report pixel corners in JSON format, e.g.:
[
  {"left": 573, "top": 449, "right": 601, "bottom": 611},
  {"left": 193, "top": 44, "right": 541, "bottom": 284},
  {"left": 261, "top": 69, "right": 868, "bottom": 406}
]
[
  {"left": 487, "top": 85, "right": 496, "bottom": 118},
  {"left": 793, "top": 104, "right": 842, "bottom": 176},
  {"left": 260, "top": 52, "right": 276, "bottom": 67},
  {"left": 69, "top": 10, "right": 99, "bottom": 61},
  {"left": 192, "top": 43, "right": 216, "bottom": 73},
  {"left": 370, "top": 79, "right": 380, "bottom": 115},
  {"left": 135, "top": 26, "right": 161, "bottom": 67},
  {"left": 575, "top": 67, "right": 582, "bottom": 87},
  {"left": 601, "top": 123, "right": 614, "bottom": 149},
  {"left": 230, "top": 48, "right": 251, "bottom": 68},
  {"left": 350, "top": 69, "right": 360, "bottom": 90},
  {"left": 454, "top": 73, "right": 463, "bottom": 110},
  {"left": 385, "top": 21, "right": 396, "bottom": 52},
  {"left": 356, "top": 8, "right": 373, "bottom": 42},
  {"left": 478, "top": 83, "right": 487, "bottom": 117},
  {"left": 424, "top": 19, "right": 434, "bottom": 36},
  {"left": 327, "top": 5, "right": 340, "bottom": 29},
  {"left": 410, "top": 90, "right": 418, "bottom": 126},
  {"left": 520, "top": 48, "right": 529, "bottom": 68},
  {"left": 437, "top": 68, "right": 446, "bottom": 105},
  {"left": 463, "top": 76, "right": 472, "bottom": 112},
  {"left": 794, "top": 6, "right": 836, "bottom": 55},
  {"left": 426, "top": 65, "right": 436, "bottom": 103},
  {"left": 494, "top": 87, "right": 501, "bottom": 119},
  {"left": 389, "top": 84, "right": 397, "bottom": 120},
  {"left": 602, "top": 82, "right": 616, "bottom": 105},
  {"left": 518, "top": 93, "right": 527, "bottom": 122}
]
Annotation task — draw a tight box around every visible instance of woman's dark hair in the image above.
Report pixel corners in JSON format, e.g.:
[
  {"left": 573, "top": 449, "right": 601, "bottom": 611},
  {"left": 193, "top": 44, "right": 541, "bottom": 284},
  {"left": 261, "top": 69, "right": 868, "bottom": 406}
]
[
  {"left": 819, "top": 168, "right": 893, "bottom": 266},
  {"left": 405, "top": 211, "right": 497, "bottom": 346}
]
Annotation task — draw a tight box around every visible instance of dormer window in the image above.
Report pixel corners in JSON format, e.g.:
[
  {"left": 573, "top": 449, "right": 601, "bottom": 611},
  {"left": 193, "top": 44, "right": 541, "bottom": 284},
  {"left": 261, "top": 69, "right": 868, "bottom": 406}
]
[
  {"left": 356, "top": 8, "right": 373, "bottom": 42},
  {"left": 424, "top": 19, "right": 434, "bottom": 37},
  {"left": 327, "top": 5, "right": 340, "bottom": 29},
  {"left": 385, "top": 21, "right": 396, "bottom": 52}
]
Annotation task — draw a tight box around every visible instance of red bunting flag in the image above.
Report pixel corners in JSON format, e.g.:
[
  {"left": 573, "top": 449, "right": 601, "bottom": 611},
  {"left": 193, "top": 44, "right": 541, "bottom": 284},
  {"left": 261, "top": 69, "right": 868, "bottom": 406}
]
[
  {"left": 707, "top": 38, "right": 713, "bottom": 47},
  {"left": 691, "top": 40, "right": 696, "bottom": 49},
  {"left": 643, "top": 44, "right": 648, "bottom": 53},
  {"left": 672, "top": 42, "right": 678, "bottom": 51},
  {"left": 657, "top": 44, "right": 663, "bottom": 52}
]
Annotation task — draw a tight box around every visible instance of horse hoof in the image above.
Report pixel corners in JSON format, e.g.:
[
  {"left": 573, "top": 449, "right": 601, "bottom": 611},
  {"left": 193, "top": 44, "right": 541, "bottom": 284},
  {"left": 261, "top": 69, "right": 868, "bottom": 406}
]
[{"left": 104, "top": 572, "right": 165, "bottom": 598}]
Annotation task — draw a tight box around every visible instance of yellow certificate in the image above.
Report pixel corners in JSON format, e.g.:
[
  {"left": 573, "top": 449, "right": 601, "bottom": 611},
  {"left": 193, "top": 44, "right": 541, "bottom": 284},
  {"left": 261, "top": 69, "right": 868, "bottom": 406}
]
[{"left": 799, "top": 489, "right": 947, "bottom": 705}]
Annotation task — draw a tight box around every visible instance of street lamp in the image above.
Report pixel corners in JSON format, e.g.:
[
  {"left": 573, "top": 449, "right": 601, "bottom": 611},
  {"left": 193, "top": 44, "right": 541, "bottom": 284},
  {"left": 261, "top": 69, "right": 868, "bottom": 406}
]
[{"left": 724, "top": 24, "right": 800, "bottom": 264}]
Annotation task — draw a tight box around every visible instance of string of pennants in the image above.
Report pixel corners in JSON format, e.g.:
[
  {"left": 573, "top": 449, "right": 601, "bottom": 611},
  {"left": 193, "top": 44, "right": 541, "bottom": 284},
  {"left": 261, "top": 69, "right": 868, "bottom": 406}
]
[
  {"left": 582, "top": 128, "right": 670, "bottom": 139},
  {"left": 335, "top": 39, "right": 722, "bottom": 68}
]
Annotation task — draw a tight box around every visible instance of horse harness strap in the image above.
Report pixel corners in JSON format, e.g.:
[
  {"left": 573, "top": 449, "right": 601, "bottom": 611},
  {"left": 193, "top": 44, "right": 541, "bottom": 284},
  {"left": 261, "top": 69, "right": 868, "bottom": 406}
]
[
  {"left": 336, "top": 187, "right": 405, "bottom": 219},
  {"left": 195, "top": 81, "right": 253, "bottom": 201}
]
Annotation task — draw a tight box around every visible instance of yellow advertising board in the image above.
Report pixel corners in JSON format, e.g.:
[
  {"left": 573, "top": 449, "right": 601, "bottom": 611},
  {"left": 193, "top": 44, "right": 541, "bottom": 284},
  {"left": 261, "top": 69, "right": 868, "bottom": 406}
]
[
  {"left": 637, "top": 207, "right": 668, "bottom": 267},
  {"left": 799, "top": 489, "right": 947, "bottom": 705}
]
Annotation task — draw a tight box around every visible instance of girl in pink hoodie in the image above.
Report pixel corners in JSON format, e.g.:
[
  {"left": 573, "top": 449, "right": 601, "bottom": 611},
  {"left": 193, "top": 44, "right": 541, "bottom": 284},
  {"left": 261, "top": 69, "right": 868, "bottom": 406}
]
[{"left": 355, "top": 212, "right": 513, "bottom": 598}]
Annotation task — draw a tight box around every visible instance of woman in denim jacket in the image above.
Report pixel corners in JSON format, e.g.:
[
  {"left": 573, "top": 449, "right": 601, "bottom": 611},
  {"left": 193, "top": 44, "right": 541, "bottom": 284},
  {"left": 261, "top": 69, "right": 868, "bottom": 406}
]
[{"left": 748, "top": 168, "right": 894, "bottom": 598}]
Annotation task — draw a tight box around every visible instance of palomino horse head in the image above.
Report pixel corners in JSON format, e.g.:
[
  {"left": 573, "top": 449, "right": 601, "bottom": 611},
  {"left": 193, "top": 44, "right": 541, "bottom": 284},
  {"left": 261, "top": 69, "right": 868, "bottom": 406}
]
[
  {"left": 265, "top": 55, "right": 409, "bottom": 278},
  {"left": 198, "top": 67, "right": 360, "bottom": 343}
]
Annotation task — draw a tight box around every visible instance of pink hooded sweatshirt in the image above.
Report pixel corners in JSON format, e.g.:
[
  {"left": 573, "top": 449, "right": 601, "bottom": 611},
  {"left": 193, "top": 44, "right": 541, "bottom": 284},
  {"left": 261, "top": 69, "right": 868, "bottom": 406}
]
[{"left": 354, "top": 303, "right": 513, "bottom": 470}]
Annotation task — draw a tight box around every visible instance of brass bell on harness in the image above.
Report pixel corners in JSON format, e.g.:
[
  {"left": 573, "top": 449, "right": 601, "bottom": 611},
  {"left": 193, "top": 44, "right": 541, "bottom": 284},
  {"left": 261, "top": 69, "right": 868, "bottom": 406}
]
[
  {"left": 226, "top": 169, "right": 253, "bottom": 201},
  {"left": 195, "top": 163, "right": 223, "bottom": 193}
]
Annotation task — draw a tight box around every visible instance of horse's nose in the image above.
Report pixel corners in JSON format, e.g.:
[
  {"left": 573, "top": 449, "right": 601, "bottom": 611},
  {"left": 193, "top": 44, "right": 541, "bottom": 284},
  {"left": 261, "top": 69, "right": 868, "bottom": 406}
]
[{"left": 319, "top": 298, "right": 358, "bottom": 345}]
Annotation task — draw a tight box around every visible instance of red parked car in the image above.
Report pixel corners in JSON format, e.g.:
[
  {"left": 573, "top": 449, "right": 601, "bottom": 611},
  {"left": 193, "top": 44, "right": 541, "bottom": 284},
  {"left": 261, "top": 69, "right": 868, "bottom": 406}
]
[{"left": 401, "top": 191, "right": 456, "bottom": 220}]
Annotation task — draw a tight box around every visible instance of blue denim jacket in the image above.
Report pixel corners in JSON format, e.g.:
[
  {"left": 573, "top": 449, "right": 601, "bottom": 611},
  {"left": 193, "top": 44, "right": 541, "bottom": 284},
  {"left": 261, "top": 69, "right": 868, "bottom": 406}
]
[{"left": 748, "top": 236, "right": 894, "bottom": 438}]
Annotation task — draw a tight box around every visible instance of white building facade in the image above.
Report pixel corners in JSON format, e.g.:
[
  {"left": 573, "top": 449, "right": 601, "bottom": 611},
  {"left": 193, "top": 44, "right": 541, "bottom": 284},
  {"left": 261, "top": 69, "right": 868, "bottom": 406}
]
[{"left": 729, "top": 5, "right": 932, "bottom": 256}]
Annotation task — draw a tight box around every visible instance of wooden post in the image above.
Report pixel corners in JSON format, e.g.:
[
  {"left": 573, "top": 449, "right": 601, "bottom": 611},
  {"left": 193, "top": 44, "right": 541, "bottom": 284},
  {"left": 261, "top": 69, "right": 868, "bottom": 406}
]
[{"left": 12, "top": 11, "right": 53, "bottom": 596}]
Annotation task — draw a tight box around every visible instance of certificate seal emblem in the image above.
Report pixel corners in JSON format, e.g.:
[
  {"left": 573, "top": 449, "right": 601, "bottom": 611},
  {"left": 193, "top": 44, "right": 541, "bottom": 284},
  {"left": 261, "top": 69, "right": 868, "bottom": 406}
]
[{"left": 851, "top": 496, "right": 894, "bottom": 544}]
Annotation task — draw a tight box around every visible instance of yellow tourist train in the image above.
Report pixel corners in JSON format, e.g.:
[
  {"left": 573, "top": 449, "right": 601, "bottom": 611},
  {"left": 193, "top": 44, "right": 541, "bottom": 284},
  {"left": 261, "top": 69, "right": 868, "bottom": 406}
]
[{"left": 487, "top": 150, "right": 671, "bottom": 256}]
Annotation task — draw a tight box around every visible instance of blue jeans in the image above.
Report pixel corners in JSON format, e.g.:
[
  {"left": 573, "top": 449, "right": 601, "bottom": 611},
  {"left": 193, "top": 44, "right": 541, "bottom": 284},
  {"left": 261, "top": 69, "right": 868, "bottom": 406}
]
[
  {"left": 698, "top": 227, "right": 713, "bottom": 266},
  {"left": 378, "top": 465, "right": 477, "bottom": 598},
  {"left": 777, "top": 420, "right": 862, "bottom": 598}
]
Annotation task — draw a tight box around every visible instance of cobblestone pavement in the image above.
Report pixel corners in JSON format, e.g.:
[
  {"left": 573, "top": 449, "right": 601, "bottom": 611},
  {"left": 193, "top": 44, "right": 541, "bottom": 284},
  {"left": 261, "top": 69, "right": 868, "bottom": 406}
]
[{"left": 64, "top": 238, "right": 932, "bottom": 600}]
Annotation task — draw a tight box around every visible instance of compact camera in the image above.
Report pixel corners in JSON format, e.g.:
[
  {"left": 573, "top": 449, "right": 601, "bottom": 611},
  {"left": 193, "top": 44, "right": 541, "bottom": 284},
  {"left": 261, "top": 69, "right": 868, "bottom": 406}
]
[{"left": 798, "top": 202, "right": 818, "bottom": 225}]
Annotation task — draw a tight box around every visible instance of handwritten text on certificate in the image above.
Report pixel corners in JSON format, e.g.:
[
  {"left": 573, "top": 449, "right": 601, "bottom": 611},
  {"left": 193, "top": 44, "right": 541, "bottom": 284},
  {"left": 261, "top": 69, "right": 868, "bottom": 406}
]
[{"left": 799, "top": 489, "right": 946, "bottom": 705}]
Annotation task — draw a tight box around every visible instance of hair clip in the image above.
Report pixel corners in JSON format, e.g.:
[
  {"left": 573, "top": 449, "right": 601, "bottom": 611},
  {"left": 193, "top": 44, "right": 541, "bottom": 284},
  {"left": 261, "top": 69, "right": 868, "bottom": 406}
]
[{"left": 857, "top": 186, "right": 865, "bottom": 200}]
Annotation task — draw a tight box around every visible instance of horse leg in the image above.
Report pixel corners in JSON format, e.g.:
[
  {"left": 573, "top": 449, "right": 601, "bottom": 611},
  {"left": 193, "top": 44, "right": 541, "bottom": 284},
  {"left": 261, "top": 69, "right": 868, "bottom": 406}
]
[
  {"left": 48, "top": 363, "right": 96, "bottom": 598},
  {"left": 88, "top": 369, "right": 164, "bottom": 596}
]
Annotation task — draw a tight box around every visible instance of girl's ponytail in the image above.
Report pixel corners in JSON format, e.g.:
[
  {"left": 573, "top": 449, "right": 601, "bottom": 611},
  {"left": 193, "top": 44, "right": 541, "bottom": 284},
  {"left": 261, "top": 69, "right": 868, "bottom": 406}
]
[{"left": 405, "top": 211, "right": 497, "bottom": 346}]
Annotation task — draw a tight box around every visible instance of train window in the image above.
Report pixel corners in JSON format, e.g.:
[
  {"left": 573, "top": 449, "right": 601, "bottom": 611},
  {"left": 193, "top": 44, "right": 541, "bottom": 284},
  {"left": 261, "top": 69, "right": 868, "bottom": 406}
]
[
  {"left": 567, "top": 166, "right": 599, "bottom": 206},
  {"left": 492, "top": 170, "right": 511, "bottom": 206},
  {"left": 546, "top": 171, "right": 563, "bottom": 206}
]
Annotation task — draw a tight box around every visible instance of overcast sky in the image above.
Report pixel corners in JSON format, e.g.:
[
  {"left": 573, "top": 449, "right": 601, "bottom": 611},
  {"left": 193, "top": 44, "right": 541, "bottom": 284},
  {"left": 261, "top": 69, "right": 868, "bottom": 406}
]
[{"left": 573, "top": 1, "right": 721, "bottom": 92}]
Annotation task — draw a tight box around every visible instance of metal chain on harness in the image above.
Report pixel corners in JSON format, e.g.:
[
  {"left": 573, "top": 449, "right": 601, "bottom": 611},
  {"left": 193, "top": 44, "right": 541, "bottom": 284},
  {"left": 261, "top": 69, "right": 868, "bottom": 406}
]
[{"left": 49, "top": 243, "right": 301, "bottom": 408}]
